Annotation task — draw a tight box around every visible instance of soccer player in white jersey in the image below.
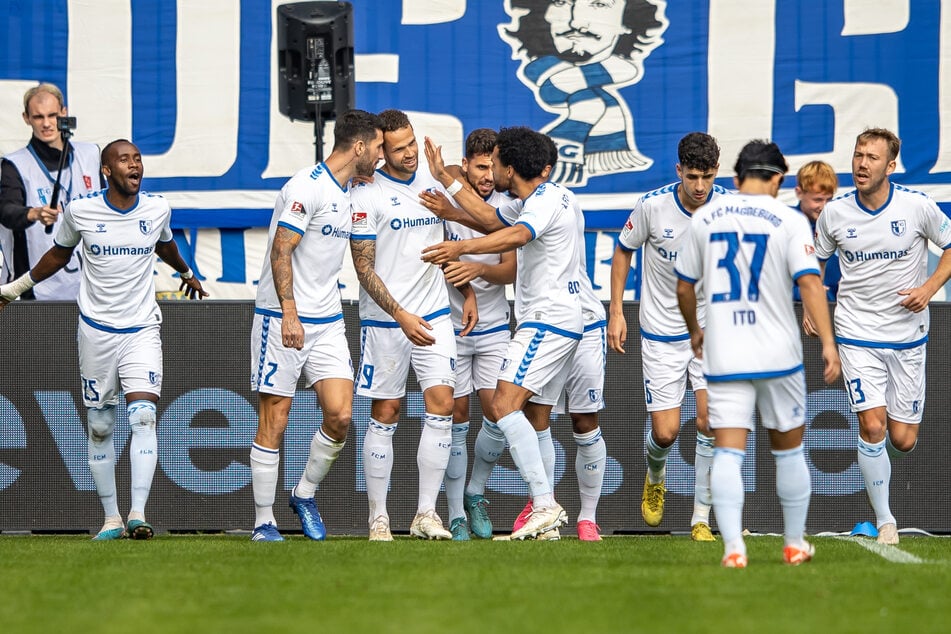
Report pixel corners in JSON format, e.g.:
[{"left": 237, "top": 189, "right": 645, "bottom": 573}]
[
  {"left": 433, "top": 128, "right": 516, "bottom": 541},
  {"left": 608, "top": 132, "right": 726, "bottom": 541},
  {"left": 808, "top": 128, "right": 951, "bottom": 546},
  {"left": 248, "top": 110, "right": 384, "bottom": 542},
  {"left": 350, "top": 109, "right": 477, "bottom": 541},
  {"left": 423, "top": 127, "right": 583, "bottom": 540},
  {"left": 0, "top": 139, "right": 206, "bottom": 540},
  {"left": 675, "top": 140, "right": 840, "bottom": 568}
]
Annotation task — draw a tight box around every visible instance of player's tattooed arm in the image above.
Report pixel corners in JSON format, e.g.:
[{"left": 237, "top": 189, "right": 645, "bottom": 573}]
[
  {"left": 350, "top": 238, "right": 402, "bottom": 316},
  {"left": 271, "top": 226, "right": 301, "bottom": 307}
]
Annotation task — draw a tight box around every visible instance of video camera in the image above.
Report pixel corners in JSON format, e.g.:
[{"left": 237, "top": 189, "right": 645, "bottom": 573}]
[{"left": 56, "top": 116, "right": 77, "bottom": 133}]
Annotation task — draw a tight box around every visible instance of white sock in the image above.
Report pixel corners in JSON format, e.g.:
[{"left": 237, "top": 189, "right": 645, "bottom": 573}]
[
  {"left": 645, "top": 430, "right": 670, "bottom": 484},
  {"left": 127, "top": 400, "right": 157, "bottom": 516},
  {"left": 444, "top": 422, "right": 469, "bottom": 521},
  {"left": 295, "top": 428, "right": 345, "bottom": 498},
  {"left": 574, "top": 427, "right": 606, "bottom": 523},
  {"left": 857, "top": 437, "right": 895, "bottom": 527},
  {"left": 87, "top": 406, "right": 119, "bottom": 519},
  {"left": 363, "top": 418, "right": 396, "bottom": 522},
  {"left": 497, "top": 410, "right": 553, "bottom": 507},
  {"left": 773, "top": 445, "right": 811, "bottom": 547},
  {"left": 691, "top": 432, "right": 715, "bottom": 525},
  {"left": 711, "top": 447, "right": 746, "bottom": 556},
  {"left": 466, "top": 417, "right": 505, "bottom": 497},
  {"left": 250, "top": 443, "right": 280, "bottom": 528},
  {"left": 536, "top": 428, "right": 556, "bottom": 490},
  {"left": 417, "top": 413, "right": 452, "bottom": 515}
]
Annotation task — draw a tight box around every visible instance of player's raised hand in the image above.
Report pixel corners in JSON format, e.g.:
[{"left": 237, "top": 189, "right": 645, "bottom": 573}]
[
  {"left": 423, "top": 136, "right": 448, "bottom": 182},
  {"left": 419, "top": 189, "right": 463, "bottom": 221}
]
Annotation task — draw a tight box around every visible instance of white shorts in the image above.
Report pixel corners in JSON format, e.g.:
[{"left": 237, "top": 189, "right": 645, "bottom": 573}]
[
  {"left": 453, "top": 326, "right": 510, "bottom": 398},
  {"left": 641, "top": 337, "right": 706, "bottom": 412},
  {"left": 77, "top": 318, "right": 162, "bottom": 408},
  {"left": 356, "top": 314, "right": 456, "bottom": 399},
  {"left": 707, "top": 371, "right": 806, "bottom": 432},
  {"left": 498, "top": 325, "right": 579, "bottom": 403},
  {"left": 838, "top": 343, "right": 925, "bottom": 423},
  {"left": 533, "top": 323, "right": 605, "bottom": 414},
  {"left": 250, "top": 312, "right": 354, "bottom": 397}
]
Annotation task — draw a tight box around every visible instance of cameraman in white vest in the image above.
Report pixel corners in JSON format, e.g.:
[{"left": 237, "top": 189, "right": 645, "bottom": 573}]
[{"left": 0, "top": 83, "right": 102, "bottom": 300}]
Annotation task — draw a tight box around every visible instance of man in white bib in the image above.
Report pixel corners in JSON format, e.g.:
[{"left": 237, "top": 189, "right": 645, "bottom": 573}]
[{"left": 0, "top": 84, "right": 102, "bottom": 299}]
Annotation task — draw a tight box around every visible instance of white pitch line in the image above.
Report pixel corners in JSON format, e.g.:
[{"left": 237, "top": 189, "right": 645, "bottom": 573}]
[{"left": 834, "top": 536, "right": 927, "bottom": 564}]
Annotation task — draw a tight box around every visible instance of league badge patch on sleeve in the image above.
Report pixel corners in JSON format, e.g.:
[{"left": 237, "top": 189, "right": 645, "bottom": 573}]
[
  {"left": 352, "top": 211, "right": 368, "bottom": 231},
  {"left": 83, "top": 175, "right": 93, "bottom": 189},
  {"left": 804, "top": 244, "right": 815, "bottom": 255},
  {"left": 289, "top": 201, "right": 305, "bottom": 219}
]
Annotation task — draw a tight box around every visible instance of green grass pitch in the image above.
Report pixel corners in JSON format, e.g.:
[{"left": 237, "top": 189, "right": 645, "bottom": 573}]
[{"left": 1, "top": 534, "right": 948, "bottom": 633}]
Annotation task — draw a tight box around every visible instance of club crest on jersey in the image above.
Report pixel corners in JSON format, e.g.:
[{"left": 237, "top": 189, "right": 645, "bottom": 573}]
[
  {"left": 149, "top": 371, "right": 158, "bottom": 384},
  {"left": 891, "top": 220, "right": 906, "bottom": 236},
  {"left": 139, "top": 219, "right": 152, "bottom": 235},
  {"left": 352, "top": 211, "right": 368, "bottom": 230},
  {"left": 588, "top": 389, "right": 602, "bottom": 403}
]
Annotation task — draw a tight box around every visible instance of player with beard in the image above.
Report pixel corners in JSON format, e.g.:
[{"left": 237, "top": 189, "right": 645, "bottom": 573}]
[
  {"left": 0, "top": 139, "right": 206, "bottom": 540},
  {"left": 248, "top": 110, "right": 385, "bottom": 542},
  {"left": 807, "top": 128, "right": 951, "bottom": 546},
  {"left": 422, "top": 128, "right": 516, "bottom": 540}
]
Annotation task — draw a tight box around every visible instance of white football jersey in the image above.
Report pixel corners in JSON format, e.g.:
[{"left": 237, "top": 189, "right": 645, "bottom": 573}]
[
  {"left": 815, "top": 184, "right": 951, "bottom": 347},
  {"left": 350, "top": 167, "right": 450, "bottom": 323},
  {"left": 619, "top": 182, "right": 728, "bottom": 340},
  {"left": 445, "top": 189, "right": 512, "bottom": 334},
  {"left": 56, "top": 190, "right": 174, "bottom": 330},
  {"left": 676, "top": 192, "right": 820, "bottom": 381},
  {"left": 497, "top": 182, "right": 583, "bottom": 335},
  {"left": 255, "top": 162, "right": 351, "bottom": 320}
]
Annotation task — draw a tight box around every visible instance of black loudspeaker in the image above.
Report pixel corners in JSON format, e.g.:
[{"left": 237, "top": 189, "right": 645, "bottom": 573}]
[{"left": 277, "top": 1, "right": 355, "bottom": 122}]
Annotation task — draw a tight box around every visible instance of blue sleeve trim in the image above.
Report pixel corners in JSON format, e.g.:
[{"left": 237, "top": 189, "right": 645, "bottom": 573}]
[
  {"left": 277, "top": 221, "right": 304, "bottom": 236},
  {"left": 515, "top": 220, "right": 536, "bottom": 241},
  {"left": 792, "top": 268, "right": 821, "bottom": 281},
  {"left": 675, "top": 270, "right": 698, "bottom": 284}
]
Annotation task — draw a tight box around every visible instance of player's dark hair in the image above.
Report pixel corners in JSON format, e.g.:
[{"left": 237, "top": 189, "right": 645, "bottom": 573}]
[
  {"left": 678, "top": 132, "right": 720, "bottom": 172},
  {"left": 541, "top": 133, "right": 558, "bottom": 169},
  {"left": 465, "top": 128, "right": 497, "bottom": 159},
  {"left": 734, "top": 140, "right": 788, "bottom": 184},
  {"left": 332, "top": 110, "right": 383, "bottom": 151},
  {"left": 496, "top": 127, "right": 549, "bottom": 180},
  {"left": 378, "top": 109, "right": 412, "bottom": 133}
]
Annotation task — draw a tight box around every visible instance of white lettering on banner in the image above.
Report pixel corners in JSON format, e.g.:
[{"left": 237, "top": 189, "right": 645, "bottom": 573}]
[
  {"left": 67, "top": 0, "right": 131, "bottom": 149},
  {"left": 842, "top": 0, "right": 909, "bottom": 35},
  {"left": 709, "top": 0, "right": 907, "bottom": 176},
  {"left": 401, "top": 0, "right": 466, "bottom": 25},
  {"left": 67, "top": 0, "right": 240, "bottom": 176},
  {"left": 793, "top": 80, "right": 904, "bottom": 173}
]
